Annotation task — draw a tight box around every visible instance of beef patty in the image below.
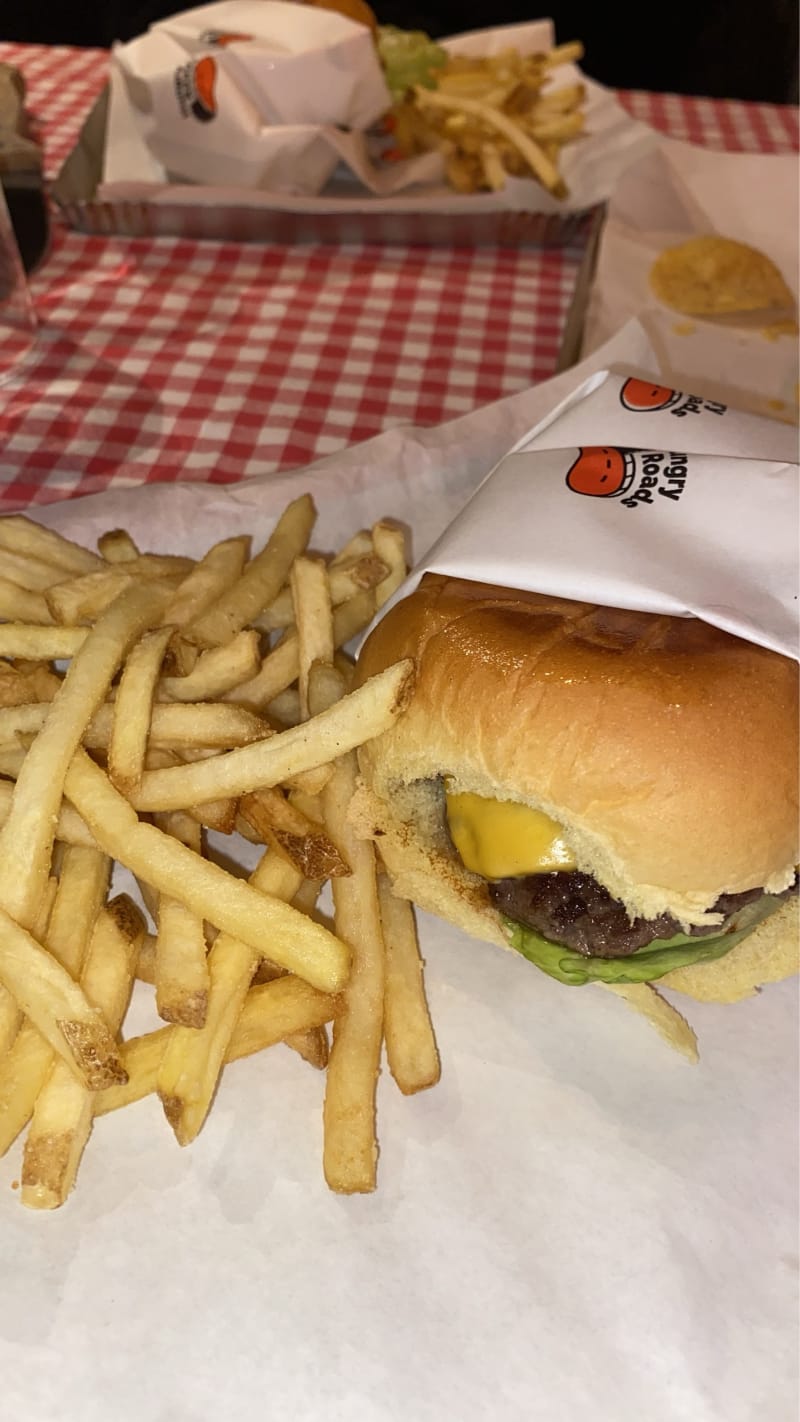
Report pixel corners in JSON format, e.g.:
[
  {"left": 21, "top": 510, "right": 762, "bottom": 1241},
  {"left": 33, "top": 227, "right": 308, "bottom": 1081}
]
[{"left": 488, "top": 871, "right": 794, "bottom": 958}]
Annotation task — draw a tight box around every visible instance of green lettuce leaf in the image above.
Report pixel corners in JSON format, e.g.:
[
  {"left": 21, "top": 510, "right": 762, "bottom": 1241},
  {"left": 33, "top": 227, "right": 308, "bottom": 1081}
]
[
  {"left": 377, "top": 25, "right": 447, "bottom": 101},
  {"left": 504, "top": 894, "right": 786, "bottom": 986}
]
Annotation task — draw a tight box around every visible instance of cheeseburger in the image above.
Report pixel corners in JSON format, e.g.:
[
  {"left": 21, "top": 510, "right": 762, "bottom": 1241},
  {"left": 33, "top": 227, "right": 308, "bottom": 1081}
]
[{"left": 353, "top": 574, "right": 798, "bottom": 1001}]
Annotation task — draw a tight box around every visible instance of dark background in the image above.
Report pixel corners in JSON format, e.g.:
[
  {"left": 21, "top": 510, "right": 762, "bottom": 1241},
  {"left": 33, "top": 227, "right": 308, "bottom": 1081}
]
[{"left": 3, "top": 1, "right": 799, "bottom": 102}]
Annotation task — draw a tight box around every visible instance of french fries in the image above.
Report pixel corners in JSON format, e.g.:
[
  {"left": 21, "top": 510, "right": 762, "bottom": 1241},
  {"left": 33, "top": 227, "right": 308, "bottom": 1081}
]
[
  {"left": 0, "top": 501, "right": 440, "bottom": 1209},
  {"left": 311, "top": 664, "right": 386, "bottom": 1194},
  {"left": 389, "top": 41, "right": 586, "bottom": 197}
]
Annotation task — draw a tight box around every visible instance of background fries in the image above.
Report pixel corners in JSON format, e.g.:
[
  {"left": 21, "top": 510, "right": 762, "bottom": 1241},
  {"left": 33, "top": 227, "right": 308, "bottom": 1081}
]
[
  {"left": 0, "top": 507, "right": 440, "bottom": 1208},
  {"left": 389, "top": 42, "right": 586, "bottom": 197}
]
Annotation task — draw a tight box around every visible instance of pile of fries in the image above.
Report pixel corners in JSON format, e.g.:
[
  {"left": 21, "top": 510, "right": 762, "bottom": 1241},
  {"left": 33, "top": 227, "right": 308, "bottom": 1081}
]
[
  {"left": 0, "top": 499, "right": 439, "bottom": 1209},
  {"left": 388, "top": 41, "right": 586, "bottom": 197}
]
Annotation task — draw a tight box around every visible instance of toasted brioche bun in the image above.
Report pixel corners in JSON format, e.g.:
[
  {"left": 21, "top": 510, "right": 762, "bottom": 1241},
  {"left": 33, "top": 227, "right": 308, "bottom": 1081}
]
[{"left": 353, "top": 574, "right": 798, "bottom": 999}]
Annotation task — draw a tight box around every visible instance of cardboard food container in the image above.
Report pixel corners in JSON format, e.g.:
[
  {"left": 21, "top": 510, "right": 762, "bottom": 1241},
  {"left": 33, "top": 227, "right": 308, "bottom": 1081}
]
[{"left": 51, "top": 16, "right": 654, "bottom": 247}]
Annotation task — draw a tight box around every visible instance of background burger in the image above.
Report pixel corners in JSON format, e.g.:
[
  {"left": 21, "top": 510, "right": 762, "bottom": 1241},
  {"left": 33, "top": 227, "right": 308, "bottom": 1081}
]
[{"left": 352, "top": 574, "right": 798, "bottom": 1006}]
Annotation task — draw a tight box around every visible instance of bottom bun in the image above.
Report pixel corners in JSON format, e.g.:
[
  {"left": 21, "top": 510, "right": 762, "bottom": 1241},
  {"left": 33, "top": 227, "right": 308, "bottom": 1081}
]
[{"left": 349, "top": 782, "right": 799, "bottom": 1006}]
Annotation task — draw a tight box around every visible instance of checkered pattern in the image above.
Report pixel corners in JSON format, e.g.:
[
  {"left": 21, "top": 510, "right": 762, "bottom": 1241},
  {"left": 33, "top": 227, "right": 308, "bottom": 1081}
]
[{"left": 0, "top": 42, "right": 797, "bottom": 513}]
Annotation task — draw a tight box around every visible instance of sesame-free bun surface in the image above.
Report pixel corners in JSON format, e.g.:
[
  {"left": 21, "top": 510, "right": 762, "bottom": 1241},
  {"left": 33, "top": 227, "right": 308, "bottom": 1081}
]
[{"left": 356, "top": 574, "right": 799, "bottom": 926}]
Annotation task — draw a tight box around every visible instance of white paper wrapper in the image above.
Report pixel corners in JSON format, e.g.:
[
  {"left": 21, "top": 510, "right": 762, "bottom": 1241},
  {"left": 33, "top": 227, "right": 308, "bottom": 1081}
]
[
  {"left": 103, "top": 15, "right": 655, "bottom": 204},
  {"left": 111, "top": 0, "right": 392, "bottom": 192},
  {"left": 389, "top": 366, "right": 799, "bottom": 658},
  {"left": 581, "top": 138, "right": 800, "bottom": 420},
  {"left": 3, "top": 320, "right": 797, "bottom": 1421}
]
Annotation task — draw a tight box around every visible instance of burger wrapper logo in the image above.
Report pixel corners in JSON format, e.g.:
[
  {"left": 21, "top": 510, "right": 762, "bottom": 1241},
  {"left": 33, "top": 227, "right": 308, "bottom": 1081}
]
[
  {"left": 566, "top": 448, "right": 688, "bottom": 508},
  {"left": 390, "top": 366, "right": 798, "bottom": 660},
  {"left": 175, "top": 56, "right": 219, "bottom": 122},
  {"left": 618, "top": 377, "right": 727, "bottom": 419}
]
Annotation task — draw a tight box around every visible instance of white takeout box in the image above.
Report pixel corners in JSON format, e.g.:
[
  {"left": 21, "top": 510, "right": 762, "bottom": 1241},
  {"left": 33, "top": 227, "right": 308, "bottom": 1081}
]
[{"left": 382, "top": 367, "right": 799, "bottom": 659}]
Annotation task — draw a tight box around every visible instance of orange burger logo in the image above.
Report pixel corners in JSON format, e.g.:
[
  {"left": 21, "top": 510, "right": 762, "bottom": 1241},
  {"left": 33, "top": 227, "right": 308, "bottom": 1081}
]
[
  {"left": 175, "top": 56, "right": 218, "bottom": 123},
  {"left": 199, "top": 29, "right": 253, "bottom": 46},
  {"left": 566, "top": 447, "right": 690, "bottom": 509},
  {"left": 619, "top": 377, "right": 727, "bottom": 420},
  {"left": 566, "top": 446, "right": 636, "bottom": 498}
]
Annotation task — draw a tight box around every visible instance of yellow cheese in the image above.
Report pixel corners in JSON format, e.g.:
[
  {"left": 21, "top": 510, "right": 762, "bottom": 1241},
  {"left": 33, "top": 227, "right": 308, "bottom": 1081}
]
[{"left": 445, "top": 788, "right": 576, "bottom": 879}]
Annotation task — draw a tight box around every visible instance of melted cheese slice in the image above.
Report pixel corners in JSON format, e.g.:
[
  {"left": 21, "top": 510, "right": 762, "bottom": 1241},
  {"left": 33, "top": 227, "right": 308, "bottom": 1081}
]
[{"left": 445, "top": 788, "right": 576, "bottom": 879}]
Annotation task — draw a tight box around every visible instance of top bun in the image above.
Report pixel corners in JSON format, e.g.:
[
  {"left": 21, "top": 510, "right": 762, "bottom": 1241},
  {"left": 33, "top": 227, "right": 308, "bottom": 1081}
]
[{"left": 356, "top": 574, "right": 799, "bottom": 924}]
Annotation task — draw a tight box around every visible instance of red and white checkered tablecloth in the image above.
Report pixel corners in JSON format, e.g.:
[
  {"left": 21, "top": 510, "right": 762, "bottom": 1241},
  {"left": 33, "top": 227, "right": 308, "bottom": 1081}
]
[{"left": 0, "top": 43, "right": 797, "bottom": 514}]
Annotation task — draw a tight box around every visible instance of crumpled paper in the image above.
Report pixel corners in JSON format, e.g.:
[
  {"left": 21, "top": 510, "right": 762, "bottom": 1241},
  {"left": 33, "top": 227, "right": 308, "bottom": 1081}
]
[{"left": 104, "top": 14, "right": 655, "bottom": 204}]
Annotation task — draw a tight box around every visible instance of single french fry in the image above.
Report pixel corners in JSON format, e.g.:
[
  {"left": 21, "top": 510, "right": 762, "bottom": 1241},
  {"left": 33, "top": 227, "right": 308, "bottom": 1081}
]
[
  {"left": 290, "top": 557, "right": 334, "bottom": 719},
  {"left": 265, "top": 687, "right": 302, "bottom": 726},
  {"left": 185, "top": 495, "right": 316, "bottom": 648},
  {"left": 259, "top": 554, "right": 388, "bottom": 633},
  {"left": 0, "top": 780, "right": 96, "bottom": 848},
  {"left": 164, "top": 744, "right": 240, "bottom": 834},
  {"left": 0, "top": 699, "right": 271, "bottom": 755},
  {"left": 64, "top": 749, "right": 350, "bottom": 992},
  {"left": 224, "top": 630, "right": 299, "bottom": 712},
  {"left": 284, "top": 1025, "right": 329, "bottom": 1069},
  {"left": 159, "top": 629, "right": 261, "bottom": 702},
  {"left": 46, "top": 567, "right": 136, "bottom": 625},
  {"left": 160, "top": 536, "right": 251, "bottom": 629},
  {"left": 136, "top": 931, "right": 157, "bottom": 985},
  {"left": 253, "top": 954, "right": 330, "bottom": 1068},
  {"left": 156, "top": 851, "right": 304, "bottom": 1144},
  {"left": 108, "top": 625, "right": 174, "bottom": 795},
  {"left": 0, "top": 841, "right": 110, "bottom": 1060},
  {"left": 310, "top": 665, "right": 385, "bottom": 1194},
  {"left": 153, "top": 812, "right": 209, "bottom": 1028},
  {"left": 0, "top": 514, "right": 102, "bottom": 577},
  {"left": 0, "top": 1020, "right": 54, "bottom": 1158},
  {"left": 379, "top": 877, "right": 440, "bottom": 1095},
  {"left": 131, "top": 661, "right": 414, "bottom": 812},
  {"left": 0, "top": 625, "right": 87, "bottom": 659},
  {"left": 98, "top": 528, "right": 139, "bottom": 563},
  {"left": 0, "top": 548, "right": 70, "bottom": 593},
  {"left": 0, "top": 577, "right": 54, "bottom": 624},
  {"left": 0, "top": 659, "right": 61, "bottom": 708},
  {"left": 0, "top": 870, "right": 55, "bottom": 1080},
  {"left": 602, "top": 982, "right": 699, "bottom": 1062},
  {"left": 96, "top": 974, "right": 342, "bottom": 1116},
  {"left": 542, "top": 40, "right": 584, "bottom": 67},
  {"left": 329, "top": 529, "right": 374, "bottom": 566},
  {"left": 0, "top": 903, "right": 126, "bottom": 1088},
  {"left": 0, "top": 580, "right": 170, "bottom": 931},
  {"left": 239, "top": 786, "right": 351, "bottom": 880},
  {"left": 160, "top": 633, "right": 198, "bottom": 678},
  {"left": 128, "top": 553, "right": 195, "bottom": 580},
  {"left": 21, "top": 895, "right": 144, "bottom": 1209},
  {"left": 371, "top": 520, "right": 408, "bottom": 609}
]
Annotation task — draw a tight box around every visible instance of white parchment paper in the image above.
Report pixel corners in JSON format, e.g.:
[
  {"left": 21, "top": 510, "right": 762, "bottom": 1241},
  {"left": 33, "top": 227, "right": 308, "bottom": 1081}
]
[
  {"left": 2, "top": 322, "right": 797, "bottom": 1422},
  {"left": 582, "top": 138, "right": 800, "bottom": 420}
]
